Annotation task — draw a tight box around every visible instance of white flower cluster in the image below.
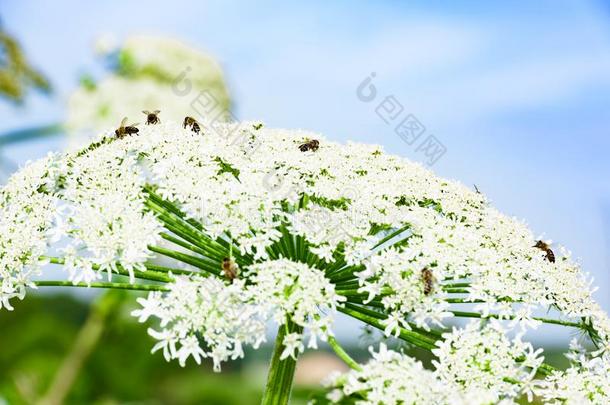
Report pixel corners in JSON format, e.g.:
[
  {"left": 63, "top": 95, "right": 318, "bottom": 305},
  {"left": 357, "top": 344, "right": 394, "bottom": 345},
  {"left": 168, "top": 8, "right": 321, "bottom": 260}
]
[
  {"left": 57, "top": 146, "right": 162, "bottom": 283},
  {"left": 67, "top": 35, "right": 230, "bottom": 140},
  {"left": 132, "top": 275, "right": 266, "bottom": 371},
  {"left": 433, "top": 321, "right": 543, "bottom": 403},
  {"left": 356, "top": 247, "right": 452, "bottom": 336},
  {"left": 537, "top": 340, "right": 610, "bottom": 404},
  {"left": 0, "top": 155, "right": 59, "bottom": 309},
  {"left": 247, "top": 259, "right": 346, "bottom": 358},
  {"left": 325, "top": 343, "right": 455, "bottom": 405},
  {"left": 135, "top": 259, "right": 343, "bottom": 369},
  {"left": 327, "top": 322, "right": 546, "bottom": 405}
]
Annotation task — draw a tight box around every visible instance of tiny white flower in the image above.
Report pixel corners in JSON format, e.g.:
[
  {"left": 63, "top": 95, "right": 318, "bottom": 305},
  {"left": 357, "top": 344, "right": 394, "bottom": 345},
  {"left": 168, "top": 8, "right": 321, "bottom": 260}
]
[
  {"left": 280, "top": 332, "right": 304, "bottom": 360},
  {"left": 147, "top": 328, "right": 176, "bottom": 362}
]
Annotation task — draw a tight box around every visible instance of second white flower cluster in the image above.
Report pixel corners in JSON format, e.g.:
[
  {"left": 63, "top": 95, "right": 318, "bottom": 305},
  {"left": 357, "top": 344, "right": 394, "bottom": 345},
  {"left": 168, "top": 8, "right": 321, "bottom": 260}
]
[{"left": 132, "top": 259, "right": 345, "bottom": 370}]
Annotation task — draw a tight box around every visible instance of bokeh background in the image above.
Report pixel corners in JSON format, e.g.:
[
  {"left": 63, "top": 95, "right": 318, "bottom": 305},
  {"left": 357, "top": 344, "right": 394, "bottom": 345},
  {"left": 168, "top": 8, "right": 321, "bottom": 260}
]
[{"left": 1, "top": 1, "right": 609, "bottom": 404}]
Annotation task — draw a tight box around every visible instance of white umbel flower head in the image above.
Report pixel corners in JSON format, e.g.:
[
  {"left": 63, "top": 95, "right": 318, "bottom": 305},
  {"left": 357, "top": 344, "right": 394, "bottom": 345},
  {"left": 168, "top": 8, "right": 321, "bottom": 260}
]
[
  {"left": 133, "top": 275, "right": 266, "bottom": 371},
  {"left": 1, "top": 118, "right": 608, "bottom": 398}
]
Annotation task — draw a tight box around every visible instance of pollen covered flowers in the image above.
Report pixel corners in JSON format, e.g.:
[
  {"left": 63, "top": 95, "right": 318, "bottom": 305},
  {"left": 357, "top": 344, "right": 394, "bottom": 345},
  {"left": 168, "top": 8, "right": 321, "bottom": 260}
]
[{"left": 2, "top": 118, "right": 609, "bottom": 402}]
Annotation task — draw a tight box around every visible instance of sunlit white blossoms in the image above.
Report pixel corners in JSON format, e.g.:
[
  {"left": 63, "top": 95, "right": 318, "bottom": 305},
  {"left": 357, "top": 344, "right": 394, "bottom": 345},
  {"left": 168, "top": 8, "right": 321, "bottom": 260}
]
[
  {"left": 324, "top": 343, "right": 456, "bottom": 405},
  {"left": 132, "top": 275, "right": 266, "bottom": 371},
  {"left": 538, "top": 340, "right": 610, "bottom": 404},
  {"left": 247, "top": 259, "right": 346, "bottom": 357},
  {"left": 1, "top": 118, "right": 609, "bottom": 401},
  {"left": 433, "top": 321, "right": 544, "bottom": 403},
  {"left": 356, "top": 247, "right": 452, "bottom": 335},
  {"left": 58, "top": 146, "right": 162, "bottom": 281},
  {"left": 0, "top": 153, "right": 67, "bottom": 309},
  {"left": 326, "top": 334, "right": 541, "bottom": 405},
  {"left": 133, "top": 259, "right": 343, "bottom": 368}
]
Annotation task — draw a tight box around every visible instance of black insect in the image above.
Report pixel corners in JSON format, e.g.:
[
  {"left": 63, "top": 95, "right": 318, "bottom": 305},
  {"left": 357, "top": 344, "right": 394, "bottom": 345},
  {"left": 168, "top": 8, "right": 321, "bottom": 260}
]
[
  {"left": 534, "top": 240, "right": 555, "bottom": 263},
  {"left": 143, "top": 110, "right": 160, "bottom": 125},
  {"left": 222, "top": 257, "right": 238, "bottom": 281},
  {"left": 421, "top": 267, "right": 436, "bottom": 296},
  {"left": 115, "top": 117, "right": 139, "bottom": 138},
  {"left": 183, "top": 116, "right": 200, "bottom": 134},
  {"left": 298, "top": 139, "right": 319, "bottom": 152}
]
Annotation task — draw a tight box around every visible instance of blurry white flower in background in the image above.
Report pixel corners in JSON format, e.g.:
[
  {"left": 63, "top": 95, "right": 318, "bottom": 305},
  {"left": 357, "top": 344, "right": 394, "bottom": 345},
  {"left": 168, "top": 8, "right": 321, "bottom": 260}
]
[
  {"left": 66, "top": 35, "right": 231, "bottom": 146},
  {"left": 93, "top": 33, "right": 118, "bottom": 56}
]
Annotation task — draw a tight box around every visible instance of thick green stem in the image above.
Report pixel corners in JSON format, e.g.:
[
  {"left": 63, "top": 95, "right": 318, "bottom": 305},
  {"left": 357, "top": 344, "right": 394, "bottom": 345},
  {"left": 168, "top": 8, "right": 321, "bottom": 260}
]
[
  {"left": 261, "top": 321, "right": 302, "bottom": 405},
  {"left": 144, "top": 197, "right": 236, "bottom": 261},
  {"left": 144, "top": 263, "right": 200, "bottom": 276}
]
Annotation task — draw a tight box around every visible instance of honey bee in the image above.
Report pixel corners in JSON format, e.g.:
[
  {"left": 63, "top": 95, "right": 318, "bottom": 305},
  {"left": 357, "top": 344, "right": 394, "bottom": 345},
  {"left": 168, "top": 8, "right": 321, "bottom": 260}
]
[
  {"left": 143, "top": 110, "right": 160, "bottom": 125},
  {"left": 222, "top": 257, "right": 239, "bottom": 281},
  {"left": 421, "top": 267, "right": 436, "bottom": 296},
  {"left": 534, "top": 240, "right": 555, "bottom": 263},
  {"left": 183, "top": 116, "right": 200, "bottom": 133},
  {"left": 115, "top": 117, "right": 139, "bottom": 138},
  {"left": 298, "top": 138, "right": 320, "bottom": 152}
]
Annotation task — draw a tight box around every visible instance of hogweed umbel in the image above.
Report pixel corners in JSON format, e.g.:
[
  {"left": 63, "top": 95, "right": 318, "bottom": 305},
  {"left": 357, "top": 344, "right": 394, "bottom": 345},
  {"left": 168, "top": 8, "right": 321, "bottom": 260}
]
[{"left": 1, "top": 119, "right": 609, "bottom": 404}]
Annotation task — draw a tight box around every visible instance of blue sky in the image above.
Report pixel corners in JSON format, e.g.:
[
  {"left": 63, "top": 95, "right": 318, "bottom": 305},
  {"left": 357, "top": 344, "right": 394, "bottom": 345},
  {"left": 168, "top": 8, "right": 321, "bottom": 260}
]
[{"left": 1, "top": 0, "right": 609, "bottom": 322}]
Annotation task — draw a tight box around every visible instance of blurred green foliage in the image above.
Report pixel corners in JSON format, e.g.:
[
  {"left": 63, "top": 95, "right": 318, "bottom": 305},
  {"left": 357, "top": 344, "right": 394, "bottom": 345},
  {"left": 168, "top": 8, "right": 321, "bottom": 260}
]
[
  {"left": 0, "top": 24, "right": 50, "bottom": 104},
  {"left": 0, "top": 293, "right": 324, "bottom": 404}
]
